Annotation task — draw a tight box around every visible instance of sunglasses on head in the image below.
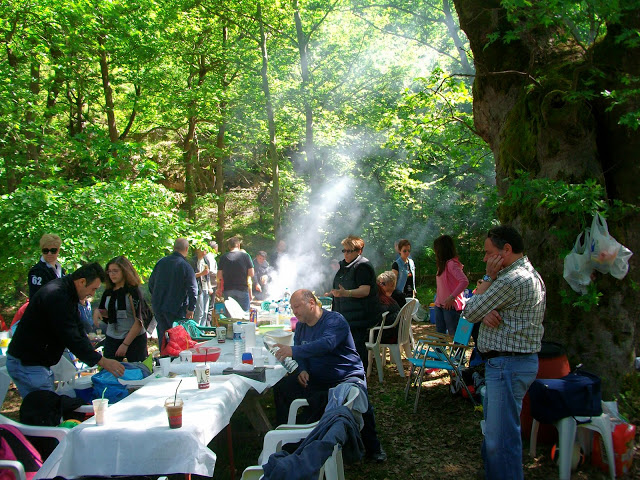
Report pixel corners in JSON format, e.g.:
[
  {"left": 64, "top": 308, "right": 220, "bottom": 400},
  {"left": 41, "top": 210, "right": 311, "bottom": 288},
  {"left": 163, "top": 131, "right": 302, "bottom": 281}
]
[
  {"left": 342, "top": 249, "right": 356, "bottom": 253},
  {"left": 42, "top": 248, "right": 58, "bottom": 254}
]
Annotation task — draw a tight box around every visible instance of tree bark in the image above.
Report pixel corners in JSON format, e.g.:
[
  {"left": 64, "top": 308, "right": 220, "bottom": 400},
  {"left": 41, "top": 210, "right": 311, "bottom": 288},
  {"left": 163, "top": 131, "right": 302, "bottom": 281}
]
[
  {"left": 215, "top": 23, "right": 229, "bottom": 246},
  {"left": 453, "top": 0, "right": 640, "bottom": 394},
  {"left": 257, "top": 3, "right": 281, "bottom": 235},
  {"left": 292, "top": 0, "right": 316, "bottom": 171},
  {"left": 441, "top": 0, "right": 473, "bottom": 75},
  {"left": 97, "top": 34, "right": 119, "bottom": 143}
]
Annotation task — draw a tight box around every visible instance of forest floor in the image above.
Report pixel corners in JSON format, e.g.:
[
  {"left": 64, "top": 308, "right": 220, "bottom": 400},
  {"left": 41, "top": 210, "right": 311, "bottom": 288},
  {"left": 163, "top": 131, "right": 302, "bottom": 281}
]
[{"left": 2, "top": 322, "right": 639, "bottom": 480}]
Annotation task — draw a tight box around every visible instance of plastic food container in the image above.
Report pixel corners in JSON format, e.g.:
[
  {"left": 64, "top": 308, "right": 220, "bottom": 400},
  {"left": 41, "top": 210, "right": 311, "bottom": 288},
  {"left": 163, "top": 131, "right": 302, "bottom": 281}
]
[{"left": 187, "top": 346, "right": 221, "bottom": 363}]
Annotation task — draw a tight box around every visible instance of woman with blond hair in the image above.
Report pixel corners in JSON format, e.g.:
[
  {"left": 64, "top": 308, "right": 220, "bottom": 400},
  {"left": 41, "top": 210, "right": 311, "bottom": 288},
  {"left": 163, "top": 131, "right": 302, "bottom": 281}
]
[
  {"left": 94, "top": 256, "right": 148, "bottom": 362},
  {"left": 28, "top": 234, "right": 66, "bottom": 299},
  {"left": 433, "top": 235, "right": 468, "bottom": 335},
  {"left": 375, "top": 271, "right": 406, "bottom": 343},
  {"left": 330, "top": 235, "right": 379, "bottom": 372}
]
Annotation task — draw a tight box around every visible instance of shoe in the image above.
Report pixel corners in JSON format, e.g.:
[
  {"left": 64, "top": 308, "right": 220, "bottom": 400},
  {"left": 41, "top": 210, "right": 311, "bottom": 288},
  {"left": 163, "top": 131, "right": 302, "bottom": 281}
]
[{"left": 367, "top": 446, "right": 387, "bottom": 463}]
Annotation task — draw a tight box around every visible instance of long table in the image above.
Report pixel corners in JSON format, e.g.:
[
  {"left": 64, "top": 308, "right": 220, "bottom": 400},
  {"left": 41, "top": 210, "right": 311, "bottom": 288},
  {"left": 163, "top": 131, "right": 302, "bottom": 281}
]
[{"left": 35, "top": 338, "right": 287, "bottom": 479}]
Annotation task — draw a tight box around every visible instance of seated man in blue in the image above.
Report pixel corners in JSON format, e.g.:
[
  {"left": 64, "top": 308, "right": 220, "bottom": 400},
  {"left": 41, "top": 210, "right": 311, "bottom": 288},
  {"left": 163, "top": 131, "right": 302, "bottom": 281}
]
[{"left": 273, "top": 289, "right": 386, "bottom": 462}]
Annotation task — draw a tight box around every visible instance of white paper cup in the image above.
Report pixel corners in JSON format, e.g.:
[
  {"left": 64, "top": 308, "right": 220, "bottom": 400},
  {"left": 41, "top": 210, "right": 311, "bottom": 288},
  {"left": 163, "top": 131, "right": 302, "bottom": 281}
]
[
  {"left": 92, "top": 398, "right": 108, "bottom": 425},
  {"left": 179, "top": 350, "right": 193, "bottom": 363},
  {"left": 254, "top": 355, "right": 265, "bottom": 367},
  {"left": 194, "top": 364, "right": 210, "bottom": 389},
  {"left": 159, "top": 357, "right": 171, "bottom": 376}
]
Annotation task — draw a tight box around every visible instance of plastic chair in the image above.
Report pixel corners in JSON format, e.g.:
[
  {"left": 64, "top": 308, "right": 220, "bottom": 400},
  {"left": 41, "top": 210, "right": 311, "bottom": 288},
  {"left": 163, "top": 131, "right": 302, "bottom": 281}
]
[
  {"left": 404, "top": 317, "right": 475, "bottom": 413},
  {"left": 0, "top": 365, "right": 12, "bottom": 408},
  {"left": 251, "top": 385, "right": 362, "bottom": 478},
  {"left": 371, "top": 299, "right": 417, "bottom": 380},
  {"left": 365, "top": 313, "right": 388, "bottom": 383},
  {"left": 0, "top": 460, "right": 26, "bottom": 480},
  {"left": 529, "top": 407, "right": 615, "bottom": 480}
]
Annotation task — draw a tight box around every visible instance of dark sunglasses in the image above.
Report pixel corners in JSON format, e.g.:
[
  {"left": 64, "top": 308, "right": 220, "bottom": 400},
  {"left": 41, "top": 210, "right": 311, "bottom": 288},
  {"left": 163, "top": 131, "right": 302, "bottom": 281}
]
[
  {"left": 42, "top": 248, "right": 59, "bottom": 254},
  {"left": 342, "top": 249, "right": 356, "bottom": 253}
]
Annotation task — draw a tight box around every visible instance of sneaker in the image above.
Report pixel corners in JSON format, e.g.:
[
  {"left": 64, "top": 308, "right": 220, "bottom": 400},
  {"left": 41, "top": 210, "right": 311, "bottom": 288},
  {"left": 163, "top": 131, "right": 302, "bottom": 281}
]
[{"left": 367, "top": 446, "right": 387, "bottom": 463}]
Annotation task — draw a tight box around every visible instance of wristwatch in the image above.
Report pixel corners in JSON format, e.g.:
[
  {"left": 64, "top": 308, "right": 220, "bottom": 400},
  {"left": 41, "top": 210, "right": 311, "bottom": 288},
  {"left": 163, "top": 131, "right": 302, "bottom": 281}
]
[{"left": 482, "top": 274, "right": 493, "bottom": 283}]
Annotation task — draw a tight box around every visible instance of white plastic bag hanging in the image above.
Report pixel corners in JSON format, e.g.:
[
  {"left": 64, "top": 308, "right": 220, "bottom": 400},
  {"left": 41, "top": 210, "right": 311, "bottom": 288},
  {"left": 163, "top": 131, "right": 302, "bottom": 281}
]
[
  {"left": 589, "top": 212, "right": 633, "bottom": 278},
  {"left": 563, "top": 230, "right": 593, "bottom": 294}
]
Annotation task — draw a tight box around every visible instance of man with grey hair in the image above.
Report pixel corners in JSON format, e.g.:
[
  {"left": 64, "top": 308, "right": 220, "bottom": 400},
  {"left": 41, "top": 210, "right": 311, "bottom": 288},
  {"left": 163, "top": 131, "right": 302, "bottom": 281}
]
[{"left": 149, "top": 238, "right": 198, "bottom": 348}]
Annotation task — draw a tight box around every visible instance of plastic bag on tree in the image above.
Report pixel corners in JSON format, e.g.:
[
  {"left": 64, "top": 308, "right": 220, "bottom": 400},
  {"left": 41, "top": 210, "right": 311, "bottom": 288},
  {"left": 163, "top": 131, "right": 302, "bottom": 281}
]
[
  {"left": 589, "top": 212, "right": 633, "bottom": 278},
  {"left": 563, "top": 230, "right": 593, "bottom": 294}
]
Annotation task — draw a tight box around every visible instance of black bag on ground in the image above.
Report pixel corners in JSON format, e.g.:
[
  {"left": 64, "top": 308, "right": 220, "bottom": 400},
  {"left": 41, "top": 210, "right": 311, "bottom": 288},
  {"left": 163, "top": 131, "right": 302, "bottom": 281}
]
[{"left": 528, "top": 368, "right": 602, "bottom": 424}]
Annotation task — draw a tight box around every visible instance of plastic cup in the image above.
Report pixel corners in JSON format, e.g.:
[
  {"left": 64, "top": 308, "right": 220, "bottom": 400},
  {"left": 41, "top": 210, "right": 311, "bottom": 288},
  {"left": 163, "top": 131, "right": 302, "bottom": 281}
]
[
  {"left": 92, "top": 398, "right": 108, "bottom": 425},
  {"left": 164, "top": 397, "right": 184, "bottom": 429},
  {"left": 254, "top": 355, "right": 265, "bottom": 367},
  {"left": 179, "top": 350, "right": 192, "bottom": 363},
  {"left": 159, "top": 357, "right": 171, "bottom": 376},
  {"left": 194, "top": 364, "right": 210, "bottom": 389}
]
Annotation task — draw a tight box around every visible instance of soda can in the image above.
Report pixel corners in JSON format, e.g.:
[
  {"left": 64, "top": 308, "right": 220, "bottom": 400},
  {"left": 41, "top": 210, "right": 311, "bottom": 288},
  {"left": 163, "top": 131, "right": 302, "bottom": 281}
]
[{"left": 250, "top": 307, "right": 258, "bottom": 323}]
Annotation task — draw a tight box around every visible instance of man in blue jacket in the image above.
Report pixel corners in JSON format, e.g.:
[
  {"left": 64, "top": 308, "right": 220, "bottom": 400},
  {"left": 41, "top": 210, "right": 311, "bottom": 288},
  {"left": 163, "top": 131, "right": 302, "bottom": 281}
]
[
  {"left": 149, "top": 238, "right": 198, "bottom": 348},
  {"left": 274, "top": 289, "right": 386, "bottom": 462}
]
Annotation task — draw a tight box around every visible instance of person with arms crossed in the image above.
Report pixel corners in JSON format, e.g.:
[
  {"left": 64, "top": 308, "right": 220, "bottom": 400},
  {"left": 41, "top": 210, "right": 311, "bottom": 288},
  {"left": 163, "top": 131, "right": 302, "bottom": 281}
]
[
  {"left": 7, "top": 262, "right": 125, "bottom": 398},
  {"left": 273, "top": 289, "right": 387, "bottom": 462},
  {"left": 28, "top": 234, "right": 66, "bottom": 299},
  {"left": 149, "top": 238, "right": 198, "bottom": 348},
  {"left": 463, "top": 225, "right": 545, "bottom": 480}
]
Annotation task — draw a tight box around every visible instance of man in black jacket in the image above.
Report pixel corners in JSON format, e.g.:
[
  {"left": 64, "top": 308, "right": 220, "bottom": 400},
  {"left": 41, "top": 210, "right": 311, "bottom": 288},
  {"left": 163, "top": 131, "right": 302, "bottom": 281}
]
[
  {"left": 149, "top": 238, "right": 198, "bottom": 347},
  {"left": 8, "top": 263, "right": 125, "bottom": 398}
]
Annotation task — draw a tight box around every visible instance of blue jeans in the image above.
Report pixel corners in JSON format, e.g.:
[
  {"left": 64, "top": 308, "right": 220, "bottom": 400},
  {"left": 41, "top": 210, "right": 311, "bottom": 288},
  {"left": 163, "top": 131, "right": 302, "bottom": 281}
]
[
  {"left": 433, "top": 306, "right": 460, "bottom": 335},
  {"left": 195, "top": 289, "right": 210, "bottom": 326},
  {"left": 225, "top": 290, "right": 250, "bottom": 312},
  {"left": 6, "top": 354, "right": 55, "bottom": 398},
  {"left": 482, "top": 353, "right": 538, "bottom": 480}
]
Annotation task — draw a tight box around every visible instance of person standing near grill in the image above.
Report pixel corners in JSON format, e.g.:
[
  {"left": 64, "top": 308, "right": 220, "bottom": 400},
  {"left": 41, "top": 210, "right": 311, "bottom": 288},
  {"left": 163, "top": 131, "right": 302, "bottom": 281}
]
[
  {"left": 28, "top": 234, "right": 66, "bottom": 299},
  {"left": 330, "top": 235, "right": 379, "bottom": 373},
  {"left": 217, "top": 236, "right": 254, "bottom": 312},
  {"left": 463, "top": 225, "right": 545, "bottom": 480}
]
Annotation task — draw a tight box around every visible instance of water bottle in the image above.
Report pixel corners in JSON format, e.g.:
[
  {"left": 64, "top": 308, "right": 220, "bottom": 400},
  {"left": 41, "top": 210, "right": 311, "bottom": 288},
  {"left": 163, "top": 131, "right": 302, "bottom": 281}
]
[
  {"left": 277, "top": 300, "right": 286, "bottom": 324},
  {"left": 233, "top": 322, "right": 244, "bottom": 366},
  {"left": 283, "top": 287, "right": 291, "bottom": 301},
  {"left": 269, "top": 301, "right": 277, "bottom": 323}
]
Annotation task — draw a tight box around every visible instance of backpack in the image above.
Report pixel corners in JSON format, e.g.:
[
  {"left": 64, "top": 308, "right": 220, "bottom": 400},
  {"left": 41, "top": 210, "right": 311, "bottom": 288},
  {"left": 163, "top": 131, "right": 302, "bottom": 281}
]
[{"left": 0, "top": 424, "right": 43, "bottom": 480}]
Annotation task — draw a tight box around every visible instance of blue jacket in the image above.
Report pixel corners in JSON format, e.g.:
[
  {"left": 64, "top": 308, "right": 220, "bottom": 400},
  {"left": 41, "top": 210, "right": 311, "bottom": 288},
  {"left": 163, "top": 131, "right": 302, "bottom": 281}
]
[
  {"left": 262, "top": 406, "right": 364, "bottom": 480},
  {"left": 149, "top": 251, "right": 197, "bottom": 317},
  {"left": 394, "top": 257, "right": 416, "bottom": 293}
]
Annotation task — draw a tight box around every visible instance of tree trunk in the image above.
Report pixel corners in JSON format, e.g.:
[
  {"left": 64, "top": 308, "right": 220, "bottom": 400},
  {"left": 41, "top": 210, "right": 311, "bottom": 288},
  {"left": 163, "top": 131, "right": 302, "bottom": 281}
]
[
  {"left": 25, "top": 61, "right": 40, "bottom": 165},
  {"left": 257, "top": 3, "right": 281, "bottom": 235},
  {"left": 292, "top": 0, "right": 316, "bottom": 171},
  {"left": 441, "top": 0, "right": 473, "bottom": 75},
  {"left": 97, "top": 35, "right": 119, "bottom": 143},
  {"left": 215, "top": 23, "right": 229, "bottom": 246},
  {"left": 453, "top": 0, "right": 640, "bottom": 394}
]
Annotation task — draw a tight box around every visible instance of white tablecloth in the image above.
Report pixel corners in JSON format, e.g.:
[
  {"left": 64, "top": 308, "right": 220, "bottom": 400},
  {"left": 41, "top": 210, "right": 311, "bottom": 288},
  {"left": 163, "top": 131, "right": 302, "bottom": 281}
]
[{"left": 35, "top": 336, "right": 286, "bottom": 479}]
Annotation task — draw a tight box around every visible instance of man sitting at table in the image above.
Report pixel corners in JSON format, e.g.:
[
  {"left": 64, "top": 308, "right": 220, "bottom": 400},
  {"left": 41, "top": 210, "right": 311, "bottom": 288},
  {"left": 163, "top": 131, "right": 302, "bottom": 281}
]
[
  {"left": 7, "top": 262, "right": 125, "bottom": 398},
  {"left": 273, "top": 289, "right": 387, "bottom": 462}
]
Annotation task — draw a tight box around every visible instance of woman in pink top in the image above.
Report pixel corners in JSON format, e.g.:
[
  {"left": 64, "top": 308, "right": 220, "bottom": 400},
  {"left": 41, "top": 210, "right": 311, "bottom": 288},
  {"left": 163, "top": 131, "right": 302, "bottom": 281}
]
[{"left": 433, "top": 235, "right": 469, "bottom": 335}]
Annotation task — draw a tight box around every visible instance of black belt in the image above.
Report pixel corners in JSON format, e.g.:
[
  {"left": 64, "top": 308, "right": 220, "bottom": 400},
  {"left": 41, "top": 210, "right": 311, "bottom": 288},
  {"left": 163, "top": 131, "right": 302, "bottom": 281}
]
[{"left": 481, "top": 351, "right": 533, "bottom": 360}]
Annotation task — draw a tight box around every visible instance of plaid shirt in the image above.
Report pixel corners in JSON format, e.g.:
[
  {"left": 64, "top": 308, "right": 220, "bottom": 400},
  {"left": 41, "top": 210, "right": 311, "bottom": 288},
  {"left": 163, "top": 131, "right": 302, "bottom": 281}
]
[{"left": 463, "top": 256, "right": 545, "bottom": 353}]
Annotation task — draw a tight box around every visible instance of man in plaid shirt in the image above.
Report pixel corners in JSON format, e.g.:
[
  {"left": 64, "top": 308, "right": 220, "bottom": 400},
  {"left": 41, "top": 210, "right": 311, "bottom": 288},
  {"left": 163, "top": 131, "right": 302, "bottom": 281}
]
[{"left": 463, "top": 225, "right": 546, "bottom": 480}]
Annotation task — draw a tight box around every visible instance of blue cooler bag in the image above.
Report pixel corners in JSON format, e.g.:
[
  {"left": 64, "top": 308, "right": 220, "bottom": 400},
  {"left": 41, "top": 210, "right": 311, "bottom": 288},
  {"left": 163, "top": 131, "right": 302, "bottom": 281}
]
[
  {"left": 91, "top": 362, "right": 151, "bottom": 404},
  {"left": 529, "top": 368, "right": 602, "bottom": 424}
]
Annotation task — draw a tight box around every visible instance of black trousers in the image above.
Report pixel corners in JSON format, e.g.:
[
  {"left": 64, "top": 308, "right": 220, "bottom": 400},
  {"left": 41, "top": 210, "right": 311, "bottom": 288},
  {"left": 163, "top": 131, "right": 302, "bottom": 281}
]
[
  {"left": 103, "top": 333, "right": 148, "bottom": 362},
  {"left": 273, "top": 373, "right": 382, "bottom": 454}
]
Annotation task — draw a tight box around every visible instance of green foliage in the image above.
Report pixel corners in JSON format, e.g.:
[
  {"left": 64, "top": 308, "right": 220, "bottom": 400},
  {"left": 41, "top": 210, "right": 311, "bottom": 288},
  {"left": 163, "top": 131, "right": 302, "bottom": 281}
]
[
  {"left": 0, "top": 179, "right": 208, "bottom": 307},
  {"left": 617, "top": 371, "right": 640, "bottom": 425},
  {"left": 559, "top": 283, "right": 603, "bottom": 312}
]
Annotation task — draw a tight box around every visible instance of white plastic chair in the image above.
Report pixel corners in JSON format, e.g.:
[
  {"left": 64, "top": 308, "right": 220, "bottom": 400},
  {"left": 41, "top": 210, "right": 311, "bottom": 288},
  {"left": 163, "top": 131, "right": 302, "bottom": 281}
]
[
  {"left": 248, "top": 385, "right": 361, "bottom": 480},
  {"left": 0, "top": 460, "right": 26, "bottom": 480},
  {"left": 367, "top": 299, "right": 416, "bottom": 381},
  {"left": 529, "top": 406, "right": 615, "bottom": 480},
  {"left": 0, "top": 365, "right": 12, "bottom": 408},
  {"left": 365, "top": 313, "right": 388, "bottom": 383},
  {"left": 0, "top": 413, "right": 69, "bottom": 442}
]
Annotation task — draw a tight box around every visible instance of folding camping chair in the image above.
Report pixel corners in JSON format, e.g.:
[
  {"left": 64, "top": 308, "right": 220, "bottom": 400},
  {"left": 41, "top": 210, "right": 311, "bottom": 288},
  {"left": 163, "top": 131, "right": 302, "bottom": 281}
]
[{"left": 404, "top": 317, "right": 475, "bottom": 413}]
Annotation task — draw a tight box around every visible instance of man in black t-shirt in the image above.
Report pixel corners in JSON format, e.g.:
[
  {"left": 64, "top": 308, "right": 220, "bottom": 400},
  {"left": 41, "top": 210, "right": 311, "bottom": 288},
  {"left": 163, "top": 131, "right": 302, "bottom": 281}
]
[{"left": 217, "top": 236, "right": 254, "bottom": 311}]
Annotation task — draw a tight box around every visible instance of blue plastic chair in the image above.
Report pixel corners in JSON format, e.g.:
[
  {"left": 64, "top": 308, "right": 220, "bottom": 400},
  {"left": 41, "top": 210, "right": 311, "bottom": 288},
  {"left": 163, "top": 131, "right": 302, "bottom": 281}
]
[{"left": 404, "top": 317, "right": 476, "bottom": 413}]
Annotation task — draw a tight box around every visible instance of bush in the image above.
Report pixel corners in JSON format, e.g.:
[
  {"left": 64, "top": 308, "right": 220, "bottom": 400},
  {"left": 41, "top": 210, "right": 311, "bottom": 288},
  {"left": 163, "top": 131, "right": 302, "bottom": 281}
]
[{"left": 0, "top": 179, "right": 208, "bottom": 307}]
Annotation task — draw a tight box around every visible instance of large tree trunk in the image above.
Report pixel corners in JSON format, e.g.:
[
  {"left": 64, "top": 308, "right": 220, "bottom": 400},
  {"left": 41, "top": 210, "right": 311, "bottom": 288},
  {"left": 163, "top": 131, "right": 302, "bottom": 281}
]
[
  {"left": 257, "top": 3, "right": 281, "bottom": 235},
  {"left": 453, "top": 0, "right": 640, "bottom": 394},
  {"left": 292, "top": 0, "right": 316, "bottom": 171},
  {"left": 215, "top": 23, "right": 229, "bottom": 247}
]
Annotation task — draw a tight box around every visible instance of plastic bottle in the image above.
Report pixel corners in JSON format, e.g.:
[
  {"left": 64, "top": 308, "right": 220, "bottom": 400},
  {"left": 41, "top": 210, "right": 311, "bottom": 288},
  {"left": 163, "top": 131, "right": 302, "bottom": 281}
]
[
  {"left": 283, "top": 287, "right": 291, "bottom": 301},
  {"left": 233, "top": 322, "right": 244, "bottom": 366},
  {"left": 269, "top": 301, "right": 277, "bottom": 324},
  {"left": 277, "top": 300, "right": 285, "bottom": 324}
]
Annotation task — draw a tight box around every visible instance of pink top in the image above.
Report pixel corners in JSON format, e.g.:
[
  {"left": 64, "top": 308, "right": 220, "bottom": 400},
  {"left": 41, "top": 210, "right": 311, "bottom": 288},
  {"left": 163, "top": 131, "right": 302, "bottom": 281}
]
[{"left": 435, "top": 257, "right": 469, "bottom": 311}]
